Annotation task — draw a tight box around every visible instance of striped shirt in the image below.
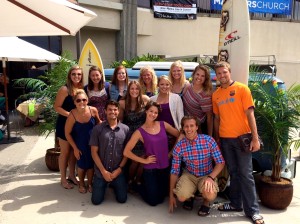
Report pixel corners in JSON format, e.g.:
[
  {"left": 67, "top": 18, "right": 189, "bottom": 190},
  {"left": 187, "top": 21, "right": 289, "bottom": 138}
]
[
  {"left": 171, "top": 134, "right": 225, "bottom": 176},
  {"left": 182, "top": 84, "right": 212, "bottom": 123}
]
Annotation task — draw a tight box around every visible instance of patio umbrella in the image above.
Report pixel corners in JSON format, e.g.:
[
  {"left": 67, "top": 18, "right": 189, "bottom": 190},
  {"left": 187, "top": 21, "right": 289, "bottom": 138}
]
[
  {"left": 0, "top": 37, "right": 60, "bottom": 143},
  {"left": 0, "top": 0, "right": 97, "bottom": 36}
]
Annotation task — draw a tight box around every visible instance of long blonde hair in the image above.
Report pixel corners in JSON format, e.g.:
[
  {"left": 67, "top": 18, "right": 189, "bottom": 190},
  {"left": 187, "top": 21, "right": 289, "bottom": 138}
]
[
  {"left": 139, "top": 65, "right": 158, "bottom": 95},
  {"left": 168, "top": 60, "right": 186, "bottom": 89}
]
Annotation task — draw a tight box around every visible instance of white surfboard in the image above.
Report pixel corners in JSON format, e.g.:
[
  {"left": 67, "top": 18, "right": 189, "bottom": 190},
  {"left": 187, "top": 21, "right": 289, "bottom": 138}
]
[
  {"left": 218, "top": 0, "right": 250, "bottom": 85},
  {"left": 79, "top": 38, "right": 105, "bottom": 85}
]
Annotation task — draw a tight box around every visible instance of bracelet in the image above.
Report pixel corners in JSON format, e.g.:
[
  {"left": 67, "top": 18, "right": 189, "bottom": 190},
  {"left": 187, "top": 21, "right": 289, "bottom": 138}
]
[{"left": 207, "top": 175, "right": 215, "bottom": 181}]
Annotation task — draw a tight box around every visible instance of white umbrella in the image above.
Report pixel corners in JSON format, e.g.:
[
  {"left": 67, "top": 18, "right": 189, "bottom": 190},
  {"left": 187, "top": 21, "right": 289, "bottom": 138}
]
[
  {"left": 0, "top": 0, "right": 97, "bottom": 36},
  {"left": 0, "top": 37, "right": 60, "bottom": 143}
]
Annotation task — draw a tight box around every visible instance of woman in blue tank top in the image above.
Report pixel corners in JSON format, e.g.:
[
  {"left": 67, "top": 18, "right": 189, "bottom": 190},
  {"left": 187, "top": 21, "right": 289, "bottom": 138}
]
[
  {"left": 65, "top": 90, "right": 101, "bottom": 193},
  {"left": 124, "top": 101, "right": 180, "bottom": 206}
]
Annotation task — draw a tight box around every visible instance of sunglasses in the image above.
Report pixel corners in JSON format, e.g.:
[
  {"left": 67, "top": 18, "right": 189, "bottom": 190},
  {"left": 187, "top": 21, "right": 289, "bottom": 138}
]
[
  {"left": 71, "top": 73, "right": 82, "bottom": 76},
  {"left": 75, "top": 98, "right": 87, "bottom": 103}
]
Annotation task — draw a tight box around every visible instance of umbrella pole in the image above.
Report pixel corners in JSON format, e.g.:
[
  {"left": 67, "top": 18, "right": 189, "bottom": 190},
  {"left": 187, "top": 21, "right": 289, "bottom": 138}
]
[{"left": 2, "top": 58, "right": 10, "bottom": 140}]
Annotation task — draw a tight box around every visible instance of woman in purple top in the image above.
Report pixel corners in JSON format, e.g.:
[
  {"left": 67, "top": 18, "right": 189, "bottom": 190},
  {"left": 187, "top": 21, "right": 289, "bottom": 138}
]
[{"left": 124, "top": 101, "right": 179, "bottom": 206}]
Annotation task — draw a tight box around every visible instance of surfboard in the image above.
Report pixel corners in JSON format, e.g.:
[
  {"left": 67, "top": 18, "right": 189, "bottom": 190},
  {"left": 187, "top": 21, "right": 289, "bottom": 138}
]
[
  {"left": 78, "top": 38, "right": 105, "bottom": 85},
  {"left": 217, "top": 0, "right": 250, "bottom": 192},
  {"left": 217, "top": 0, "right": 250, "bottom": 85}
]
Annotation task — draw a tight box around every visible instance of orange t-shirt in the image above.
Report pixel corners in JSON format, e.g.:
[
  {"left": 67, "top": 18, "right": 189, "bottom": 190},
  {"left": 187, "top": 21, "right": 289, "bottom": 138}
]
[{"left": 212, "top": 82, "right": 254, "bottom": 138}]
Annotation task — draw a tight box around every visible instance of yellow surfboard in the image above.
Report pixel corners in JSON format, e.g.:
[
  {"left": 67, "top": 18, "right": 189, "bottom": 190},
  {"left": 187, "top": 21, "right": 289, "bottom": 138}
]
[{"left": 79, "top": 38, "right": 105, "bottom": 85}]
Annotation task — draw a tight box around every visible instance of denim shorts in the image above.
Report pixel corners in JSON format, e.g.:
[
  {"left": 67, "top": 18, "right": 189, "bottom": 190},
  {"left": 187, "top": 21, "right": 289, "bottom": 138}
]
[{"left": 173, "top": 170, "right": 219, "bottom": 199}]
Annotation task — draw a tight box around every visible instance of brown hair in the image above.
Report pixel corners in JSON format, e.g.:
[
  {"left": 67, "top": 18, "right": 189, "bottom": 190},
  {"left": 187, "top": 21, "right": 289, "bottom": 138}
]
[
  {"left": 145, "top": 101, "right": 162, "bottom": 113},
  {"left": 111, "top": 65, "right": 129, "bottom": 86},
  {"left": 87, "top": 66, "right": 104, "bottom": 91},
  {"left": 67, "top": 65, "right": 84, "bottom": 95},
  {"left": 191, "top": 65, "right": 212, "bottom": 93},
  {"left": 123, "top": 80, "right": 145, "bottom": 113},
  {"left": 214, "top": 61, "right": 231, "bottom": 73}
]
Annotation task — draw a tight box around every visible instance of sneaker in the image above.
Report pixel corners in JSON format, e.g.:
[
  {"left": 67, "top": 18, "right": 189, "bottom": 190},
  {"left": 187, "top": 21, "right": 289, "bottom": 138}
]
[{"left": 0, "top": 115, "right": 5, "bottom": 121}]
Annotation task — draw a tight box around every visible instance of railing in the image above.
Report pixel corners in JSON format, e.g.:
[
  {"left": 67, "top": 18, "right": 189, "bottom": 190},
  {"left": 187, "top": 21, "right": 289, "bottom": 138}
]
[{"left": 137, "top": 0, "right": 300, "bottom": 22}]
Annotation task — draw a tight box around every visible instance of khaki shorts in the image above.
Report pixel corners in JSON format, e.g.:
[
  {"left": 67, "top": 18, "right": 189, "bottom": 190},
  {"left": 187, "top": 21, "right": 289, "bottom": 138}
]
[{"left": 173, "top": 170, "right": 219, "bottom": 199}]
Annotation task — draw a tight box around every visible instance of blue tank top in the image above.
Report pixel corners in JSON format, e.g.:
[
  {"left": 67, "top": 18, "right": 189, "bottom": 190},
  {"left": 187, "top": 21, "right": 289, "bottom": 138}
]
[{"left": 138, "top": 121, "right": 169, "bottom": 170}]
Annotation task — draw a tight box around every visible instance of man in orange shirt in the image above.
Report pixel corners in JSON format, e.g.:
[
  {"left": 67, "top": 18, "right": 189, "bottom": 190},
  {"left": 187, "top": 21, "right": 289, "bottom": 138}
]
[{"left": 212, "top": 62, "right": 264, "bottom": 224}]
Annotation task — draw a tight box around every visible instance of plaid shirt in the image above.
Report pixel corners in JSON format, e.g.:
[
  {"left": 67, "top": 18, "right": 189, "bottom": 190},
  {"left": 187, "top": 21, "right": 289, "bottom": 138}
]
[{"left": 171, "top": 134, "right": 225, "bottom": 176}]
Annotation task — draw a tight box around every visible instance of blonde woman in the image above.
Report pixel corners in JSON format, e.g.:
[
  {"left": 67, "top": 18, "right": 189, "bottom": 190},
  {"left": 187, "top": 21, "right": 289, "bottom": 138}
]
[
  {"left": 168, "top": 60, "right": 189, "bottom": 97},
  {"left": 150, "top": 75, "right": 184, "bottom": 150},
  {"left": 54, "top": 65, "right": 84, "bottom": 189},
  {"left": 182, "top": 65, "right": 213, "bottom": 136},
  {"left": 65, "top": 90, "right": 101, "bottom": 193},
  {"left": 138, "top": 65, "right": 158, "bottom": 97}
]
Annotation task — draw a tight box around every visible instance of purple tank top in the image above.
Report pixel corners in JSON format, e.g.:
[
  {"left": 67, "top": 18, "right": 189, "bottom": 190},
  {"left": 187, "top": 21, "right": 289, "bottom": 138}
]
[
  {"left": 158, "top": 103, "right": 175, "bottom": 128},
  {"left": 138, "top": 121, "right": 169, "bottom": 169}
]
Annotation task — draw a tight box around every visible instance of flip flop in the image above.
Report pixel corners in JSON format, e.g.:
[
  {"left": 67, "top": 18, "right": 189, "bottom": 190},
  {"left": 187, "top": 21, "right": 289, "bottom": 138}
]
[
  {"left": 67, "top": 177, "right": 78, "bottom": 185},
  {"left": 198, "top": 205, "right": 210, "bottom": 216},
  {"left": 218, "top": 203, "right": 243, "bottom": 212},
  {"left": 250, "top": 214, "right": 265, "bottom": 224},
  {"left": 182, "top": 198, "right": 194, "bottom": 211}
]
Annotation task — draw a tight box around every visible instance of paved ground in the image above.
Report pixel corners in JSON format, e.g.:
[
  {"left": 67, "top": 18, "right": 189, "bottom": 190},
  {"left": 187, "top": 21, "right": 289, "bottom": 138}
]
[{"left": 1, "top": 123, "right": 300, "bottom": 224}]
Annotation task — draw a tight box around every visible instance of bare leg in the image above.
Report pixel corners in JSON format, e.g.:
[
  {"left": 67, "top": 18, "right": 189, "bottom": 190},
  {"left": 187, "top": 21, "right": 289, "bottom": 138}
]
[
  {"left": 58, "top": 138, "right": 73, "bottom": 189},
  {"left": 77, "top": 167, "right": 86, "bottom": 193},
  {"left": 67, "top": 148, "right": 78, "bottom": 185},
  {"left": 87, "top": 168, "right": 94, "bottom": 193}
]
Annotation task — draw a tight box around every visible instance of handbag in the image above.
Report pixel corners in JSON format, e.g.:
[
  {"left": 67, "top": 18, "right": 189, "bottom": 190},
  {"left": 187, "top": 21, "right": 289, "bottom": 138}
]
[{"left": 238, "top": 133, "right": 264, "bottom": 153}]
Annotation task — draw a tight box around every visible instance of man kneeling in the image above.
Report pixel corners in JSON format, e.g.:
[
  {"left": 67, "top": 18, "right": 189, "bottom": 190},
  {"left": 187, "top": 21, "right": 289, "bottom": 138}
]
[{"left": 169, "top": 116, "right": 225, "bottom": 216}]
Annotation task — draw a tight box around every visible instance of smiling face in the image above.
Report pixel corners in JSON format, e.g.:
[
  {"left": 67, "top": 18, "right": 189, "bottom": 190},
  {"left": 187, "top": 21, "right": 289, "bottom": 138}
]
[
  {"left": 129, "top": 83, "right": 140, "bottom": 98},
  {"left": 105, "top": 104, "right": 119, "bottom": 121},
  {"left": 74, "top": 92, "right": 88, "bottom": 109},
  {"left": 117, "top": 68, "right": 127, "bottom": 82},
  {"left": 89, "top": 70, "right": 102, "bottom": 84},
  {"left": 171, "top": 65, "right": 182, "bottom": 80},
  {"left": 145, "top": 105, "right": 159, "bottom": 121},
  {"left": 142, "top": 70, "right": 153, "bottom": 85},
  {"left": 215, "top": 66, "right": 231, "bottom": 87},
  {"left": 158, "top": 77, "right": 171, "bottom": 94},
  {"left": 182, "top": 118, "right": 198, "bottom": 140},
  {"left": 70, "top": 68, "right": 83, "bottom": 85},
  {"left": 193, "top": 68, "right": 206, "bottom": 86}
]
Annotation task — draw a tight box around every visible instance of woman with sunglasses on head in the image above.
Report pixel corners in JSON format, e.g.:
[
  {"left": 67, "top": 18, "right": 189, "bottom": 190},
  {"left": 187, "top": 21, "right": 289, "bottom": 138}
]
[
  {"left": 118, "top": 80, "right": 150, "bottom": 191},
  {"left": 65, "top": 89, "right": 101, "bottom": 193},
  {"left": 84, "top": 66, "right": 110, "bottom": 121},
  {"left": 182, "top": 65, "right": 213, "bottom": 136},
  {"left": 109, "top": 65, "right": 129, "bottom": 101},
  {"left": 54, "top": 65, "right": 84, "bottom": 189},
  {"left": 124, "top": 101, "right": 179, "bottom": 206},
  {"left": 138, "top": 65, "right": 158, "bottom": 97}
]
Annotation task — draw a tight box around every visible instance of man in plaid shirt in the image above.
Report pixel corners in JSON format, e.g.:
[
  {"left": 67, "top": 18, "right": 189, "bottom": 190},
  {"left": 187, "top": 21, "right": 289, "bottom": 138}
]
[{"left": 169, "top": 116, "right": 225, "bottom": 217}]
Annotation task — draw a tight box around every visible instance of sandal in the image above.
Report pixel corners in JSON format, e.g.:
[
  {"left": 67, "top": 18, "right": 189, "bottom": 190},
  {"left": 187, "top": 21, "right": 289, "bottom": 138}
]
[
  {"left": 67, "top": 177, "right": 78, "bottom": 185},
  {"left": 250, "top": 214, "right": 265, "bottom": 224},
  {"left": 182, "top": 197, "right": 194, "bottom": 211},
  {"left": 198, "top": 205, "right": 210, "bottom": 216},
  {"left": 61, "top": 181, "right": 73, "bottom": 189},
  {"left": 218, "top": 203, "right": 243, "bottom": 212},
  {"left": 78, "top": 185, "right": 87, "bottom": 194}
]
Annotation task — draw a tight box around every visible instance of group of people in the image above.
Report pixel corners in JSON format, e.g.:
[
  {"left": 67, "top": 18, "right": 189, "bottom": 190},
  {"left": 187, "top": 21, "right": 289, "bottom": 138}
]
[{"left": 54, "top": 61, "right": 264, "bottom": 224}]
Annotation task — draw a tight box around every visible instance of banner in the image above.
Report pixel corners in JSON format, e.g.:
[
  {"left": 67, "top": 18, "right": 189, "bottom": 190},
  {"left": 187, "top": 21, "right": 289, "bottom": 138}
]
[
  {"left": 153, "top": 0, "right": 197, "bottom": 19},
  {"left": 211, "top": 0, "right": 292, "bottom": 15}
]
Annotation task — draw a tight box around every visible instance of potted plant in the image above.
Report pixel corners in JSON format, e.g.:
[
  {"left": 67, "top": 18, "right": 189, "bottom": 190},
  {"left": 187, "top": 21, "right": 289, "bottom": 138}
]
[
  {"left": 14, "top": 51, "right": 75, "bottom": 171},
  {"left": 249, "top": 77, "right": 300, "bottom": 209}
]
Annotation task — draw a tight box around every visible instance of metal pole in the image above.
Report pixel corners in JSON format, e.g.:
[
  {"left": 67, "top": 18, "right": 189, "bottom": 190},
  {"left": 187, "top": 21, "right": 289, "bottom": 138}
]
[{"left": 2, "top": 58, "right": 10, "bottom": 140}]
